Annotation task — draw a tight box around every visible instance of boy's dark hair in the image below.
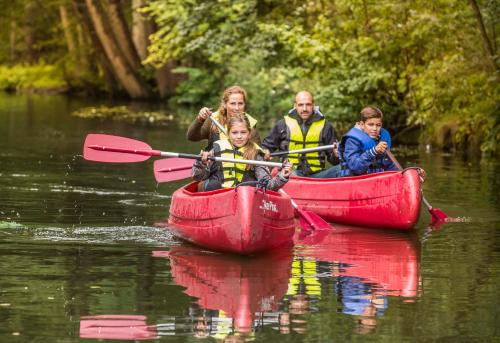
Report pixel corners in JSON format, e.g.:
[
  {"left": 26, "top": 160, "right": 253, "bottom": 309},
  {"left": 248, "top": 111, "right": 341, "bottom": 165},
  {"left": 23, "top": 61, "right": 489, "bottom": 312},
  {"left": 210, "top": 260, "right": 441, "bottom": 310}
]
[{"left": 360, "top": 106, "right": 383, "bottom": 122}]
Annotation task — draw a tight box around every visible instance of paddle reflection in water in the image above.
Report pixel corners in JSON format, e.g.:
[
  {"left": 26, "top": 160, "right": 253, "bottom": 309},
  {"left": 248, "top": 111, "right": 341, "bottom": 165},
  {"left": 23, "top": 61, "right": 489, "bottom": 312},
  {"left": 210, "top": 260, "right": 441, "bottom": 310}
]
[
  {"left": 153, "top": 245, "right": 293, "bottom": 339},
  {"left": 292, "top": 226, "right": 420, "bottom": 334},
  {"left": 79, "top": 314, "right": 158, "bottom": 340}
]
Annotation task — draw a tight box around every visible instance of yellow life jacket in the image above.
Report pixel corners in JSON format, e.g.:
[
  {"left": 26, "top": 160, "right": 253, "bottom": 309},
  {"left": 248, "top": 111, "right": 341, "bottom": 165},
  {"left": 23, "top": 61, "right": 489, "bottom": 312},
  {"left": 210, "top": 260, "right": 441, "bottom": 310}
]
[
  {"left": 284, "top": 115, "right": 326, "bottom": 173},
  {"left": 212, "top": 111, "right": 258, "bottom": 140},
  {"left": 287, "top": 257, "right": 321, "bottom": 296},
  {"left": 216, "top": 139, "right": 263, "bottom": 188}
]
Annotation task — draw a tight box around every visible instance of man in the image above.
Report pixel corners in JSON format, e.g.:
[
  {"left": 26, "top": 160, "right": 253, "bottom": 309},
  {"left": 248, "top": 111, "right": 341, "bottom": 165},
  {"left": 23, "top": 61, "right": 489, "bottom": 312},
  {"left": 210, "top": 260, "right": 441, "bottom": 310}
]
[{"left": 262, "top": 91, "right": 340, "bottom": 178}]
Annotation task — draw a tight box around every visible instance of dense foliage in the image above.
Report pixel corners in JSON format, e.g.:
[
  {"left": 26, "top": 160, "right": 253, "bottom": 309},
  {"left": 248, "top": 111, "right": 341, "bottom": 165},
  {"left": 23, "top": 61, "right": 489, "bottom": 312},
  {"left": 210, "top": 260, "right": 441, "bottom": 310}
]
[
  {"left": 0, "top": 0, "right": 498, "bottom": 155},
  {"left": 145, "top": 0, "right": 499, "bottom": 154}
]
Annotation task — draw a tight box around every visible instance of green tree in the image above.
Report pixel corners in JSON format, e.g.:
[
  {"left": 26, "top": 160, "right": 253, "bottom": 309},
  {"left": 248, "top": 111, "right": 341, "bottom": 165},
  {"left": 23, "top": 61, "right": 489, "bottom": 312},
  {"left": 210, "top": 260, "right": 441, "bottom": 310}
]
[{"left": 145, "top": 0, "right": 499, "bottom": 155}]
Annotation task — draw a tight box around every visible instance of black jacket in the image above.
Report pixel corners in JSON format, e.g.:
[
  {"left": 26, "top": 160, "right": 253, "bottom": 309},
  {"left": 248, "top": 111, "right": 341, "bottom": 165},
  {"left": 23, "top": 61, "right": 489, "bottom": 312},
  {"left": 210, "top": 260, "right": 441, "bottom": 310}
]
[{"left": 262, "top": 108, "right": 339, "bottom": 174}]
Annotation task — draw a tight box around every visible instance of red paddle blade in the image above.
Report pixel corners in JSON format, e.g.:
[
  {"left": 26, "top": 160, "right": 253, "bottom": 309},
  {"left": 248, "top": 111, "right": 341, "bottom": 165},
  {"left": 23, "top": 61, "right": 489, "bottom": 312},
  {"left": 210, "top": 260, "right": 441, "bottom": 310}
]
[
  {"left": 297, "top": 208, "right": 332, "bottom": 231},
  {"left": 429, "top": 207, "right": 448, "bottom": 223},
  {"left": 83, "top": 134, "right": 152, "bottom": 163},
  {"left": 154, "top": 158, "right": 193, "bottom": 182}
]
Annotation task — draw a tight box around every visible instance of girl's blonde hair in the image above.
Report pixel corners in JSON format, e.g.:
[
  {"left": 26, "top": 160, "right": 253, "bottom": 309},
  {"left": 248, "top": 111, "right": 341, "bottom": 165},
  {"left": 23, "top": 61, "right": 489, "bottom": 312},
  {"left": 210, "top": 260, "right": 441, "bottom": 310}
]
[
  {"left": 359, "top": 106, "right": 383, "bottom": 122},
  {"left": 227, "top": 115, "right": 257, "bottom": 170},
  {"left": 213, "top": 85, "right": 247, "bottom": 133}
]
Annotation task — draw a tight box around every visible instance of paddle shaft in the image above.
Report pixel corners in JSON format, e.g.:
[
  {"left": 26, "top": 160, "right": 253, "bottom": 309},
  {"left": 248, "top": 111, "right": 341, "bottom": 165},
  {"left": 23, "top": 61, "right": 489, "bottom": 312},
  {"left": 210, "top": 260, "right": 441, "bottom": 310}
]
[
  {"left": 270, "top": 144, "right": 336, "bottom": 157},
  {"left": 386, "top": 150, "right": 434, "bottom": 211},
  {"left": 87, "top": 145, "right": 283, "bottom": 168},
  {"left": 209, "top": 114, "right": 227, "bottom": 134}
]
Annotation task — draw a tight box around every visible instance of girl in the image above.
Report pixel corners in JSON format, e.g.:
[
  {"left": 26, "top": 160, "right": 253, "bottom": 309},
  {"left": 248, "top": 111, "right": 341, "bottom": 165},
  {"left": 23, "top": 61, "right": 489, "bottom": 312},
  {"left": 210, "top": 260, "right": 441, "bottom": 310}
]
[
  {"left": 192, "top": 115, "right": 293, "bottom": 191},
  {"left": 186, "top": 85, "right": 261, "bottom": 150},
  {"left": 338, "top": 106, "right": 397, "bottom": 177}
]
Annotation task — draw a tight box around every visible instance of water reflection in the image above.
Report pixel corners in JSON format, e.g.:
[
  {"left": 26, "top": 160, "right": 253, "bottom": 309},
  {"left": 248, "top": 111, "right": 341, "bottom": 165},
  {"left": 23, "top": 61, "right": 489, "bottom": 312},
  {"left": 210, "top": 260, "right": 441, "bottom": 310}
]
[
  {"left": 155, "top": 245, "right": 293, "bottom": 339},
  {"left": 80, "top": 314, "right": 158, "bottom": 340},
  {"left": 292, "top": 226, "right": 420, "bottom": 334}
]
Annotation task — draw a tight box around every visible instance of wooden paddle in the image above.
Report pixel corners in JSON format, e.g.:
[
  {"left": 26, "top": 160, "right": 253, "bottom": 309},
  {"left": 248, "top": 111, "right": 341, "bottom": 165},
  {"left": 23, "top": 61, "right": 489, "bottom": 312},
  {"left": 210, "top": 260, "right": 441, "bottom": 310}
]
[
  {"left": 207, "top": 115, "right": 332, "bottom": 231},
  {"left": 386, "top": 150, "right": 448, "bottom": 223}
]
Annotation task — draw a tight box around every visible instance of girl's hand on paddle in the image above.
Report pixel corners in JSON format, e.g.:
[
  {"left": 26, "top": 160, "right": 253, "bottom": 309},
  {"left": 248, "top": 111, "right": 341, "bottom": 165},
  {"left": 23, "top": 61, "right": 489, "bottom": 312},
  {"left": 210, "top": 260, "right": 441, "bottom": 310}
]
[
  {"left": 375, "top": 141, "right": 388, "bottom": 154},
  {"left": 280, "top": 161, "right": 293, "bottom": 178},
  {"left": 197, "top": 107, "right": 212, "bottom": 122}
]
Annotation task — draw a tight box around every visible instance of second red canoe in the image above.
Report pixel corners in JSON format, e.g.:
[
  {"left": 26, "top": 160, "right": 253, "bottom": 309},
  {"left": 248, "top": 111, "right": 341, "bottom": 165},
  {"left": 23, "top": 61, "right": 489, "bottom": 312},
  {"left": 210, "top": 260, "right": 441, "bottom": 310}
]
[{"left": 283, "top": 170, "right": 422, "bottom": 230}]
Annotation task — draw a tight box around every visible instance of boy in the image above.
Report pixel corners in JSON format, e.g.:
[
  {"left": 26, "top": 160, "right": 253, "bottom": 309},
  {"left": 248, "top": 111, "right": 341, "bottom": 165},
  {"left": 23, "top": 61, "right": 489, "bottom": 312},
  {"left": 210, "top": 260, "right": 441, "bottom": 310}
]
[{"left": 338, "top": 106, "right": 397, "bottom": 176}]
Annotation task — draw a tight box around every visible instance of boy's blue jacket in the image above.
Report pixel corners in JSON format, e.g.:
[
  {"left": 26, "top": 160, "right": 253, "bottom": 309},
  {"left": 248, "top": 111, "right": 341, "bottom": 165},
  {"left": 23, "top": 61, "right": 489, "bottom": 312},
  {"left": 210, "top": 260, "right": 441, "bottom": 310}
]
[{"left": 339, "top": 127, "right": 397, "bottom": 176}]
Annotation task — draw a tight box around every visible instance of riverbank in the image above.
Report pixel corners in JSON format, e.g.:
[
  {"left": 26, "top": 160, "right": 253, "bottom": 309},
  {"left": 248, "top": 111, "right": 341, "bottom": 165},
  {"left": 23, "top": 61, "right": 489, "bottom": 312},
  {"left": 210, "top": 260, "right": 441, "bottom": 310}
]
[{"left": 0, "top": 64, "right": 69, "bottom": 94}]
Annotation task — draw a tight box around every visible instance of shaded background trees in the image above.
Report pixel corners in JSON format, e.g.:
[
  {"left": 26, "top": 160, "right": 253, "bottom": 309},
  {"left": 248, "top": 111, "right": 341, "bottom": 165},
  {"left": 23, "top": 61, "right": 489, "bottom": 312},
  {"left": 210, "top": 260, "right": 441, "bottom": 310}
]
[{"left": 0, "top": 0, "right": 498, "bottom": 155}]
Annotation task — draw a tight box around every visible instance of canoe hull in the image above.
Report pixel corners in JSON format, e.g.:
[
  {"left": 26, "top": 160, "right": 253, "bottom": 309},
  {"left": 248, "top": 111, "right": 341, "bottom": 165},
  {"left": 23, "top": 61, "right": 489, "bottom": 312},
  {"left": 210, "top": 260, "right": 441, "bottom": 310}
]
[
  {"left": 283, "top": 170, "right": 422, "bottom": 230},
  {"left": 168, "top": 183, "right": 296, "bottom": 254}
]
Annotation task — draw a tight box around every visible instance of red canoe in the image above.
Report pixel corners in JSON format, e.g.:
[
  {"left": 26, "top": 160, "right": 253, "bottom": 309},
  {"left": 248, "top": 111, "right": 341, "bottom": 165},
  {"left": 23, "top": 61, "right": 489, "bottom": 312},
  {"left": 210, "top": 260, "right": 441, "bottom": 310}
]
[
  {"left": 167, "top": 182, "right": 296, "bottom": 254},
  {"left": 283, "top": 170, "right": 422, "bottom": 230},
  {"left": 154, "top": 246, "right": 292, "bottom": 334},
  {"left": 295, "top": 225, "right": 420, "bottom": 297}
]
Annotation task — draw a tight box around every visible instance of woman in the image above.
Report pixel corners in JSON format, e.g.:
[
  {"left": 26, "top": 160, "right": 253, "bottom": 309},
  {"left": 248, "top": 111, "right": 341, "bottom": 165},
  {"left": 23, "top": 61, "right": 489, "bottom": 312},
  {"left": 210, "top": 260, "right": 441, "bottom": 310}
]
[
  {"left": 338, "top": 106, "right": 397, "bottom": 177},
  {"left": 192, "top": 115, "right": 292, "bottom": 192},
  {"left": 186, "top": 85, "right": 260, "bottom": 150}
]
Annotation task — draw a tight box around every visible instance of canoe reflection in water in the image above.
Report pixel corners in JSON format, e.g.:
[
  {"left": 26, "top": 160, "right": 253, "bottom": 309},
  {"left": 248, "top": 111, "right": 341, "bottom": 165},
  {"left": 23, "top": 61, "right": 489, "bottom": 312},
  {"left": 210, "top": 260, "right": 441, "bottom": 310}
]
[
  {"left": 79, "top": 227, "right": 420, "bottom": 340},
  {"left": 292, "top": 225, "right": 421, "bottom": 334},
  {"left": 154, "top": 245, "right": 294, "bottom": 339}
]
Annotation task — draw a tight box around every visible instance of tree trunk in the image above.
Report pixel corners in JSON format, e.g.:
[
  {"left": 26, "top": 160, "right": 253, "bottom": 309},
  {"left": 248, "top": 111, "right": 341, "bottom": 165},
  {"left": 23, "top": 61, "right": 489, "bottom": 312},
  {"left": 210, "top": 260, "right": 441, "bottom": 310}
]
[
  {"left": 131, "top": 3, "right": 181, "bottom": 98},
  {"left": 104, "top": 0, "right": 142, "bottom": 69},
  {"left": 85, "top": 0, "right": 151, "bottom": 98},
  {"left": 362, "top": 0, "right": 371, "bottom": 34},
  {"left": 10, "top": 20, "right": 17, "bottom": 64},
  {"left": 132, "top": 0, "right": 152, "bottom": 60},
  {"left": 24, "top": 2, "right": 36, "bottom": 64},
  {"left": 155, "top": 61, "right": 182, "bottom": 98},
  {"left": 75, "top": 23, "right": 90, "bottom": 69},
  {"left": 468, "top": 0, "right": 498, "bottom": 71},
  {"left": 59, "top": 4, "right": 76, "bottom": 54},
  {"left": 73, "top": 0, "right": 120, "bottom": 94}
]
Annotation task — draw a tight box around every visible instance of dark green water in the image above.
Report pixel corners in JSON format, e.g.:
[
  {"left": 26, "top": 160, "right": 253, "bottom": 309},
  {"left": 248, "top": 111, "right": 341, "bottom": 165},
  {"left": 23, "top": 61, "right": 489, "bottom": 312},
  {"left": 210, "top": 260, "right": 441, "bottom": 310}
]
[{"left": 0, "top": 93, "right": 498, "bottom": 342}]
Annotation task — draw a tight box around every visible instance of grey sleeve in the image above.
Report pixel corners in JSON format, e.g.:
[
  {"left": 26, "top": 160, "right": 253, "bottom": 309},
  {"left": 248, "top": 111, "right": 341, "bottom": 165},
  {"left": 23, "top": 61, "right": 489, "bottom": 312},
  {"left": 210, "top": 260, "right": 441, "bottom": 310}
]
[{"left": 254, "top": 155, "right": 288, "bottom": 191}]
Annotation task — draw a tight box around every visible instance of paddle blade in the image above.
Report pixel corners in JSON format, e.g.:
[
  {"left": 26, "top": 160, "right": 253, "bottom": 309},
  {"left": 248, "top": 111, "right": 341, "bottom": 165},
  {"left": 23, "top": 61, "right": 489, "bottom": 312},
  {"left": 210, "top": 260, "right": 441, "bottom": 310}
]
[
  {"left": 154, "top": 158, "right": 194, "bottom": 182},
  {"left": 83, "top": 134, "right": 152, "bottom": 163},
  {"left": 297, "top": 208, "right": 332, "bottom": 231},
  {"left": 429, "top": 207, "right": 448, "bottom": 223}
]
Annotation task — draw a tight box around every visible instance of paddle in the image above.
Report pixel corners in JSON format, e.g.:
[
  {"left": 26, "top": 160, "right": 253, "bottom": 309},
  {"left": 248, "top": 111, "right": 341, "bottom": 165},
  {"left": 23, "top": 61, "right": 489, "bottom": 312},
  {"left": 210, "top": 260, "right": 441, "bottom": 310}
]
[
  {"left": 207, "top": 115, "right": 332, "bottom": 231},
  {"left": 386, "top": 150, "right": 448, "bottom": 223},
  {"left": 84, "top": 134, "right": 284, "bottom": 168},
  {"left": 279, "top": 189, "right": 332, "bottom": 231},
  {"left": 270, "top": 144, "right": 336, "bottom": 157},
  {"left": 153, "top": 158, "right": 193, "bottom": 182}
]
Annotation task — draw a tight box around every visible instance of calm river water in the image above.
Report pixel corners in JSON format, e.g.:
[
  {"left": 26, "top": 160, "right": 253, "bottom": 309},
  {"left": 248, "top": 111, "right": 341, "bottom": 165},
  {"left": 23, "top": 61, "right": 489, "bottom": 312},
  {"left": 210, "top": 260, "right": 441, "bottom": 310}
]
[{"left": 0, "top": 93, "right": 498, "bottom": 342}]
